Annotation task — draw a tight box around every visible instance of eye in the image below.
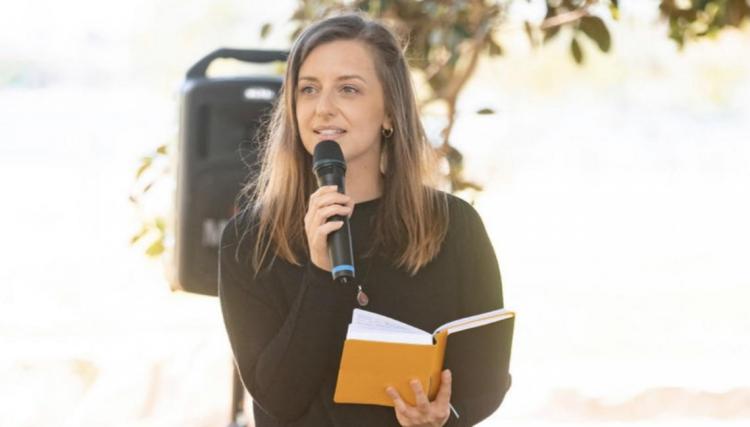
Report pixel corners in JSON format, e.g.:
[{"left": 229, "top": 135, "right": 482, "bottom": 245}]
[
  {"left": 299, "top": 86, "right": 316, "bottom": 95},
  {"left": 341, "top": 85, "right": 359, "bottom": 94}
]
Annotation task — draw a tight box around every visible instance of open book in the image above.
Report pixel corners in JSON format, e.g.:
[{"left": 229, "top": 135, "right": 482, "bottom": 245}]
[{"left": 333, "top": 307, "right": 515, "bottom": 407}]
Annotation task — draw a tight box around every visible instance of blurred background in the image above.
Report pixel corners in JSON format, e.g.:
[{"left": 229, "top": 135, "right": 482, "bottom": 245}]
[{"left": 1, "top": 0, "right": 749, "bottom": 426}]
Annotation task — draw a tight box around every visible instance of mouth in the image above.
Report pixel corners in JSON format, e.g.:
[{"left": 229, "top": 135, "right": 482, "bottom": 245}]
[{"left": 314, "top": 129, "right": 347, "bottom": 140}]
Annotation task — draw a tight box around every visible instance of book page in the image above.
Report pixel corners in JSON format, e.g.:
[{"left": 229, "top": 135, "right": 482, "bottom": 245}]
[
  {"left": 347, "top": 309, "right": 432, "bottom": 345},
  {"left": 346, "top": 324, "right": 433, "bottom": 345},
  {"left": 432, "top": 308, "right": 514, "bottom": 336},
  {"left": 351, "top": 309, "right": 430, "bottom": 334}
]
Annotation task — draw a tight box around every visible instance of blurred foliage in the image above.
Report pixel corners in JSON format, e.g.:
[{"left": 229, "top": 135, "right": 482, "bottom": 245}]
[
  {"left": 660, "top": 0, "right": 750, "bottom": 47},
  {"left": 130, "top": 142, "right": 170, "bottom": 257},
  {"left": 131, "top": 0, "right": 749, "bottom": 257},
  {"left": 257, "top": 0, "right": 748, "bottom": 192},
  {"left": 270, "top": 0, "right": 609, "bottom": 193}
]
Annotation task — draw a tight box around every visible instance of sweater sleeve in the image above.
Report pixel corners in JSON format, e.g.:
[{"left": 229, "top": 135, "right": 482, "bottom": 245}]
[
  {"left": 443, "top": 199, "right": 511, "bottom": 426},
  {"left": 218, "top": 215, "right": 356, "bottom": 422}
]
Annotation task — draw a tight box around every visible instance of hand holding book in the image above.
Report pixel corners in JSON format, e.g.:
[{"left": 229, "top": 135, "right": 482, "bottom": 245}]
[
  {"left": 334, "top": 307, "right": 515, "bottom": 408},
  {"left": 385, "top": 369, "right": 453, "bottom": 426}
]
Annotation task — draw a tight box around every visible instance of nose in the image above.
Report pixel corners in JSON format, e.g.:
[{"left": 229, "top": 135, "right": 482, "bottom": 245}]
[{"left": 314, "top": 89, "right": 337, "bottom": 118}]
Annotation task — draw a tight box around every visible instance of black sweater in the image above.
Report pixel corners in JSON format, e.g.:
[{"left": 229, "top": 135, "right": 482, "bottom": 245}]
[{"left": 219, "top": 192, "right": 510, "bottom": 426}]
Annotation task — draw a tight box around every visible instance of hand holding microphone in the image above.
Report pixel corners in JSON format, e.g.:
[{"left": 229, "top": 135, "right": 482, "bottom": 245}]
[
  {"left": 305, "top": 140, "right": 356, "bottom": 284},
  {"left": 304, "top": 185, "right": 353, "bottom": 272}
]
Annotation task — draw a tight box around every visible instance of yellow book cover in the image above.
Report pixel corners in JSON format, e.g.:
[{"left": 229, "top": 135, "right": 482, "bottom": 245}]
[{"left": 333, "top": 308, "right": 515, "bottom": 407}]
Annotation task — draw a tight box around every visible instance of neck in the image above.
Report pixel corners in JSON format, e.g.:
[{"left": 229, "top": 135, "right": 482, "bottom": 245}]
[{"left": 345, "top": 158, "right": 383, "bottom": 204}]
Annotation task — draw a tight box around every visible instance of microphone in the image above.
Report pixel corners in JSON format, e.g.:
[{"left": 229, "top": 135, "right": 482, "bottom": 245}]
[{"left": 312, "top": 140, "right": 355, "bottom": 284}]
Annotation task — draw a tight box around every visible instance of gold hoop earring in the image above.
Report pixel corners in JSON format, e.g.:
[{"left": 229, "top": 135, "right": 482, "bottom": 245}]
[{"left": 381, "top": 127, "right": 393, "bottom": 138}]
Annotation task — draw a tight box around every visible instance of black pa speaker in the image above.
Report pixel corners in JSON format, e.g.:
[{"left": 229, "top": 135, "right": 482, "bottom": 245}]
[{"left": 173, "top": 48, "right": 288, "bottom": 296}]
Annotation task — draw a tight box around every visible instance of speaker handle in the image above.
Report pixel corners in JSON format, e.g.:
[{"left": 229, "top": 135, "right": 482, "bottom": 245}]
[{"left": 186, "top": 48, "right": 289, "bottom": 79}]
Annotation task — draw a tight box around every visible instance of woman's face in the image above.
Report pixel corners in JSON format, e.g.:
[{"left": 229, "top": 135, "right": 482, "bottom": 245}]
[{"left": 295, "top": 39, "right": 391, "bottom": 169}]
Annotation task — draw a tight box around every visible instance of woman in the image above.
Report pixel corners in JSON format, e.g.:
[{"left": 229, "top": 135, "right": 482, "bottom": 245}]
[{"left": 219, "top": 12, "right": 510, "bottom": 427}]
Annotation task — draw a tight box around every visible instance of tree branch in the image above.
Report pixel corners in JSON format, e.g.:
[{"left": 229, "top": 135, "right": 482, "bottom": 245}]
[{"left": 540, "top": 0, "right": 597, "bottom": 31}]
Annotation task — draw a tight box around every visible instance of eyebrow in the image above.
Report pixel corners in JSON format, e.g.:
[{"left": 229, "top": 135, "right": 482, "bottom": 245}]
[{"left": 298, "top": 74, "right": 367, "bottom": 84}]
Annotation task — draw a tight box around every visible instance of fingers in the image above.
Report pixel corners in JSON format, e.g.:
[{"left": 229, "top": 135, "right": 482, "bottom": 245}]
[
  {"left": 308, "top": 185, "right": 352, "bottom": 214},
  {"left": 435, "top": 369, "right": 452, "bottom": 405},
  {"left": 314, "top": 218, "right": 344, "bottom": 236},
  {"left": 314, "top": 203, "right": 353, "bottom": 225},
  {"left": 409, "top": 379, "right": 431, "bottom": 414},
  {"left": 305, "top": 186, "right": 352, "bottom": 236},
  {"left": 305, "top": 186, "right": 353, "bottom": 226},
  {"left": 387, "top": 374, "right": 454, "bottom": 426},
  {"left": 386, "top": 386, "right": 411, "bottom": 415},
  {"left": 307, "top": 221, "right": 344, "bottom": 260},
  {"left": 304, "top": 186, "right": 353, "bottom": 271}
]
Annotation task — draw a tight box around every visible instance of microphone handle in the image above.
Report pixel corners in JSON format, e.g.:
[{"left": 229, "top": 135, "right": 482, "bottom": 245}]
[{"left": 317, "top": 171, "right": 355, "bottom": 283}]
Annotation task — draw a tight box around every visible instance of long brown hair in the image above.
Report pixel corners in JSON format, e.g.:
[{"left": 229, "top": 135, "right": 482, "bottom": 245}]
[{"left": 238, "top": 11, "right": 448, "bottom": 276}]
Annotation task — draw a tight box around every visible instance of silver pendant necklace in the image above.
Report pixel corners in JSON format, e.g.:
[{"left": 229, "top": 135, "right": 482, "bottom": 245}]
[
  {"left": 354, "top": 255, "right": 375, "bottom": 307},
  {"left": 356, "top": 284, "right": 369, "bottom": 307}
]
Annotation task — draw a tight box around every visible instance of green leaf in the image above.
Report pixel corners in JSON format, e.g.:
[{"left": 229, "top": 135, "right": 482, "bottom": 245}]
[
  {"left": 130, "top": 226, "right": 148, "bottom": 245},
  {"left": 610, "top": 4, "right": 620, "bottom": 21},
  {"left": 477, "top": 108, "right": 495, "bottom": 115},
  {"left": 156, "top": 144, "right": 167, "bottom": 155},
  {"left": 571, "top": 37, "right": 584, "bottom": 64},
  {"left": 145, "top": 240, "right": 164, "bottom": 257},
  {"left": 579, "top": 16, "right": 611, "bottom": 52},
  {"left": 155, "top": 217, "right": 166, "bottom": 233},
  {"left": 260, "top": 23, "right": 272, "bottom": 40},
  {"left": 136, "top": 157, "right": 152, "bottom": 179}
]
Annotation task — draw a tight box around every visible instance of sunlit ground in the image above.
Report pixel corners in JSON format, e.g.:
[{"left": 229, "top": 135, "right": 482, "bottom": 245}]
[{"left": 2, "top": 2, "right": 749, "bottom": 426}]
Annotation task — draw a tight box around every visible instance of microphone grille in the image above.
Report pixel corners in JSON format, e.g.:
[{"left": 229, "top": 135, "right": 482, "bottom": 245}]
[{"left": 313, "top": 140, "right": 346, "bottom": 171}]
